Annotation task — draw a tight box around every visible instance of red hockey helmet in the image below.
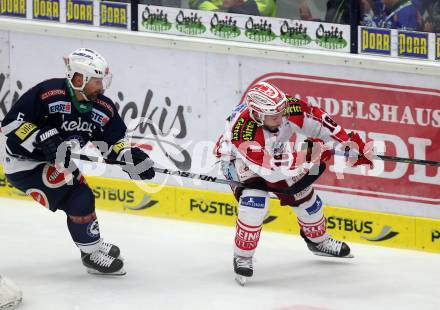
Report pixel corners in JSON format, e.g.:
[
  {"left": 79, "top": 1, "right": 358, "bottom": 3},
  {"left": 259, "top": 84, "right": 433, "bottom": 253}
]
[{"left": 245, "top": 81, "right": 288, "bottom": 125}]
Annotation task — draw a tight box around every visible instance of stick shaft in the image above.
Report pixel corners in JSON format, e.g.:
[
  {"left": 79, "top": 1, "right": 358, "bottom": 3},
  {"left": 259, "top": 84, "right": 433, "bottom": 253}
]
[
  {"left": 333, "top": 150, "right": 440, "bottom": 167},
  {"left": 70, "top": 153, "right": 324, "bottom": 195}
]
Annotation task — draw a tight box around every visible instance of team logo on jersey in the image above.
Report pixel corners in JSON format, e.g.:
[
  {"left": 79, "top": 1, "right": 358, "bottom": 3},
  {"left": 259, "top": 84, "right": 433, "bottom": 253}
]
[
  {"left": 87, "top": 220, "right": 100, "bottom": 238},
  {"left": 91, "top": 109, "right": 110, "bottom": 126},
  {"left": 42, "top": 165, "right": 74, "bottom": 188},
  {"left": 232, "top": 117, "right": 245, "bottom": 141},
  {"left": 242, "top": 120, "right": 257, "bottom": 141},
  {"left": 15, "top": 122, "right": 37, "bottom": 141},
  {"left": 48, "top": 101, "right": 71, "bottom": 114},
  {"left": 26, "top": 188, "right": 50, "bottom": 209}
]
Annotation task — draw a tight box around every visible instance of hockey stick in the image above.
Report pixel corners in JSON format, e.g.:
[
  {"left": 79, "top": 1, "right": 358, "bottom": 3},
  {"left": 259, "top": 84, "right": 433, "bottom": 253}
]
[
  {"left": 69, "top": 152, "right": 325, "bottom": 196},
  {"left": 332, "top": 150, "right": 440, "bottom": 167}
]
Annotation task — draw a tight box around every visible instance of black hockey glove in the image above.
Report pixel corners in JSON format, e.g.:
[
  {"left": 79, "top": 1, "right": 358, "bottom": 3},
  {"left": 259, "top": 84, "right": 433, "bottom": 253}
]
[
  {"left": 33, "top": 127, "right": 65, "bottom": 163},
  {"left": 121, "top": 147, "right": 155, "bottom": 180}
]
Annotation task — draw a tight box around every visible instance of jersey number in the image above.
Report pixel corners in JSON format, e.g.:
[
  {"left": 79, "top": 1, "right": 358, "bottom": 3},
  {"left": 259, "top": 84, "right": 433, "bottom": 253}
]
[{"left": 322, "top": 115, "right": 338, "bottom": 133}]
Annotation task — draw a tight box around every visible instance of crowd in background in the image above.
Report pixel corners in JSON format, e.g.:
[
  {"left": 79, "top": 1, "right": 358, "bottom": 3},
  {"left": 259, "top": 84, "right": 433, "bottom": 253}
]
[{"left": 116, "top": 0, "right": 439, "bottom": 33}]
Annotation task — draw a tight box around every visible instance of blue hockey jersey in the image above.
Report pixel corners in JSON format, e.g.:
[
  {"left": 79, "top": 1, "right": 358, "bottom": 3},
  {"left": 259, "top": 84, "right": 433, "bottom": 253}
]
[{"left": 1, "top": 78, "right": 127, "bottom": 163}]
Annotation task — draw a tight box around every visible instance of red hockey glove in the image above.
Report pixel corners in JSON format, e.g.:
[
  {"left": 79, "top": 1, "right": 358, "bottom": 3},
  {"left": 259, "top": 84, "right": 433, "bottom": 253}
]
[{"left": 347, "top": 132, "right": 374, "bottom": 169}]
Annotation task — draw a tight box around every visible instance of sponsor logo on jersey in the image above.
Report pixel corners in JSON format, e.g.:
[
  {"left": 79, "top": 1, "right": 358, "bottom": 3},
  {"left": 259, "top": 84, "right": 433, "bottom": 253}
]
[
  {"left": 39, "top": 128, "right": 58, "bottom": 142},
  {"left": 242, "top": 120, "right": 257, "bottom": 141},
  {"left": 240, "top": 196, "right": 266, "bottom": 209},
  {"left": 229, "top": 103, "right": 246, "bottom": 120},
  {"left": 305, "top": 197, "right": 322, "bottom": 215},
  {"left": 232, "top": 117, "right": 245, "bottom": 141},
  {"left": 61, "top": 116, "right": 94, "bottom": 133},
  {"left": 25, "top": 188, "right": 49, "bottom": 209},
  {"left": 235, "top": 218, "right": 262, "bottom": 250},
  {"left": 15, "top": 122, "right": 37, "bottom": 140},
  {"left": 95, "top": 99, "right": 114, "bottom": 117},
  {"left": 432, "top": 230, "right": 440, "bottom": 242},
  {"left": 41, "top": 89, "right": 66, "bottom": 100},
  {"left": 300, "top": 217, "right": 326, "bottom": 239},
  {"left": 48, "top": 101, "right": 71, "bottom": 114},
  {"left": 91, "top": 108, "right": 110, "bottom": 126},
  {"left": 42, "top": 165, "right": 74, "bottom": 188},
  {"left": 112, "top": 140, "right": 129, "bottom": 155},
  {"left": 285, "top": 103, "right": 302, "bottom": 116}
]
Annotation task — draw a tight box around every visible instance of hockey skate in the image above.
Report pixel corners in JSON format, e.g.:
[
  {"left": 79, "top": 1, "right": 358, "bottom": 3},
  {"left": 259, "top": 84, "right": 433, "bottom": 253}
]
[
  {"left": 301, "top": 231, "right": 354, "bottom": 258},
  {"left": 82, "top": 250, "right": 126, "bottom": 276},
  {"left": 0, "top": 276, "right": 22, "bottom": 310},
  {"left": 233, "top": 255, "right": 253, "bottom": 286},
  {"left": 81, "top": 240, "right": 122, "bottom": 261}
]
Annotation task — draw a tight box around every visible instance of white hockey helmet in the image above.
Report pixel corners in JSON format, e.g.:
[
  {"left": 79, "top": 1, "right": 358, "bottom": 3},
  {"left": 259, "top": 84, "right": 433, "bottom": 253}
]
[
  {"left": 65, "top": 48, "right": 112, "bottom": 96},
  {"left": 245, "top": 81, "right": 288, "bottom": 125}
]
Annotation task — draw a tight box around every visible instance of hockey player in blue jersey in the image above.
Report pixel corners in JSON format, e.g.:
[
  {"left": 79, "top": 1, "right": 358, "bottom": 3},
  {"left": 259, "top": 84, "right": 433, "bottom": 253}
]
[{"left": 1, "top": 48, "right": 155, "bottom": 275}]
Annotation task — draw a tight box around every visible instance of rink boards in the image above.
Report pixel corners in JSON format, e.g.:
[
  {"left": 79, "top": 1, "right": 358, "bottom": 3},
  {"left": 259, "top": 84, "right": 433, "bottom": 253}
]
[{"left": 1, "top": 167, "right": 439, "bottom": 254}]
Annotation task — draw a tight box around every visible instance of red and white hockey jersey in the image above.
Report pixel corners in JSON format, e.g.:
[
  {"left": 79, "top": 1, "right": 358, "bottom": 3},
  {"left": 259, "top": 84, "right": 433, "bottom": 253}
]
[{"left": 214, "top": 97, "right": 351, "bottom": 184}]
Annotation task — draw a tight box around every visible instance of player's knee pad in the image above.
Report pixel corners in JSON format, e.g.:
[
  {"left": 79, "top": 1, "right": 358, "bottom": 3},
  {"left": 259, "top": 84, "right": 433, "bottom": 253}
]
[
  {"left": 63, "top": 183, "right": 95, "bottom": 217},
  {"left": 293, "top": 193, "right": 327, "bottom": 243},
  {"left": 235, "top": 189, "right": 269, "bottom": 256}
]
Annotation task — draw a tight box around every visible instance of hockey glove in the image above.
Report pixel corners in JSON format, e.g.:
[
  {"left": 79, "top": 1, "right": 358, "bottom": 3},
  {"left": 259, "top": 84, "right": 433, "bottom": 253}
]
[
  {"left": 121, "top": 147, "right": 155, "bottom": 180},
  {"left": 33, "top": 127, "right": 64, "bottom": 163},
  {"left": 346, "top": 132, "right": 374, "bottom": 169}
]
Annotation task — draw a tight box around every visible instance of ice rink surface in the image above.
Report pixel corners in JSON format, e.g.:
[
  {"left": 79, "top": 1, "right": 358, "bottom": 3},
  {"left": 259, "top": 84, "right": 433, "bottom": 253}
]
[{"left": 1, "top": 197, "right": 439, "bottom": 310}]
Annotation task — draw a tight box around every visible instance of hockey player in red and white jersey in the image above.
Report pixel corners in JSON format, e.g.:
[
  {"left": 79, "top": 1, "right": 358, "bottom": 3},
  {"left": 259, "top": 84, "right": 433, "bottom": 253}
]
[{"left": 214, "top": 81, "right": 373, "bottom": 285}]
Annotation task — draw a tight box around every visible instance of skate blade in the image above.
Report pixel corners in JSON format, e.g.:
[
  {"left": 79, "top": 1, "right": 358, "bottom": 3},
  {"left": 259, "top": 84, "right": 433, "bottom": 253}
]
[
  {"left": 313, "top": 252, "right": 354, "bottom": 258},
  {"left": 0, "top": 298, "right": 22, "bottom": 310},
  {"left": 87, "top": 268, "right": 126, "bottom": 276},
  {"left": 235, "top": 274, "right": 247, "bottom": 286}
]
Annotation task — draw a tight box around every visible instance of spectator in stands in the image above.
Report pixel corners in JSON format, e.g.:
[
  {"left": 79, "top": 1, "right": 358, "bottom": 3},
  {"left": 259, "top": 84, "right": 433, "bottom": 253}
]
[
  {"left": 299, "top": 0, "right": 350, "bottom": 24},
  {"left": 361, "top": 0, "right": 422, "bottom": 30},
  {"left": 189, "top": 0, "right": 276, "bottom": 17},
  {"left": 224, "top": 0, "right": 260, "bottom": 15},
  {"left": 414, "top": 0, "right": 440, "bottom": 32}
]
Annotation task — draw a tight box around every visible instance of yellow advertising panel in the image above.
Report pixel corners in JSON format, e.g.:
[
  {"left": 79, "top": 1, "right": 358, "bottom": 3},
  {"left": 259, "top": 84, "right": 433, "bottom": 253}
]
[
  {"left": 415, "top": 217, "right": 440, "bottom": 253},
  {"left": 1, "top": 165, "right": 439, "bottom": 253}
]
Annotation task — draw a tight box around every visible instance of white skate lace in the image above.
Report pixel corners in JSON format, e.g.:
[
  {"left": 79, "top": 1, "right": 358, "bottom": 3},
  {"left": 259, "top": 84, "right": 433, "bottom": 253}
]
[
  {"left": 100, "top": 241, "right": 113, "bottom": 254},
  {"left": 317, "top": 237, "right": 342, "bottom": 255},
  {"left": 90, "top": 251, "right": 114, "bottom": 268}
]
